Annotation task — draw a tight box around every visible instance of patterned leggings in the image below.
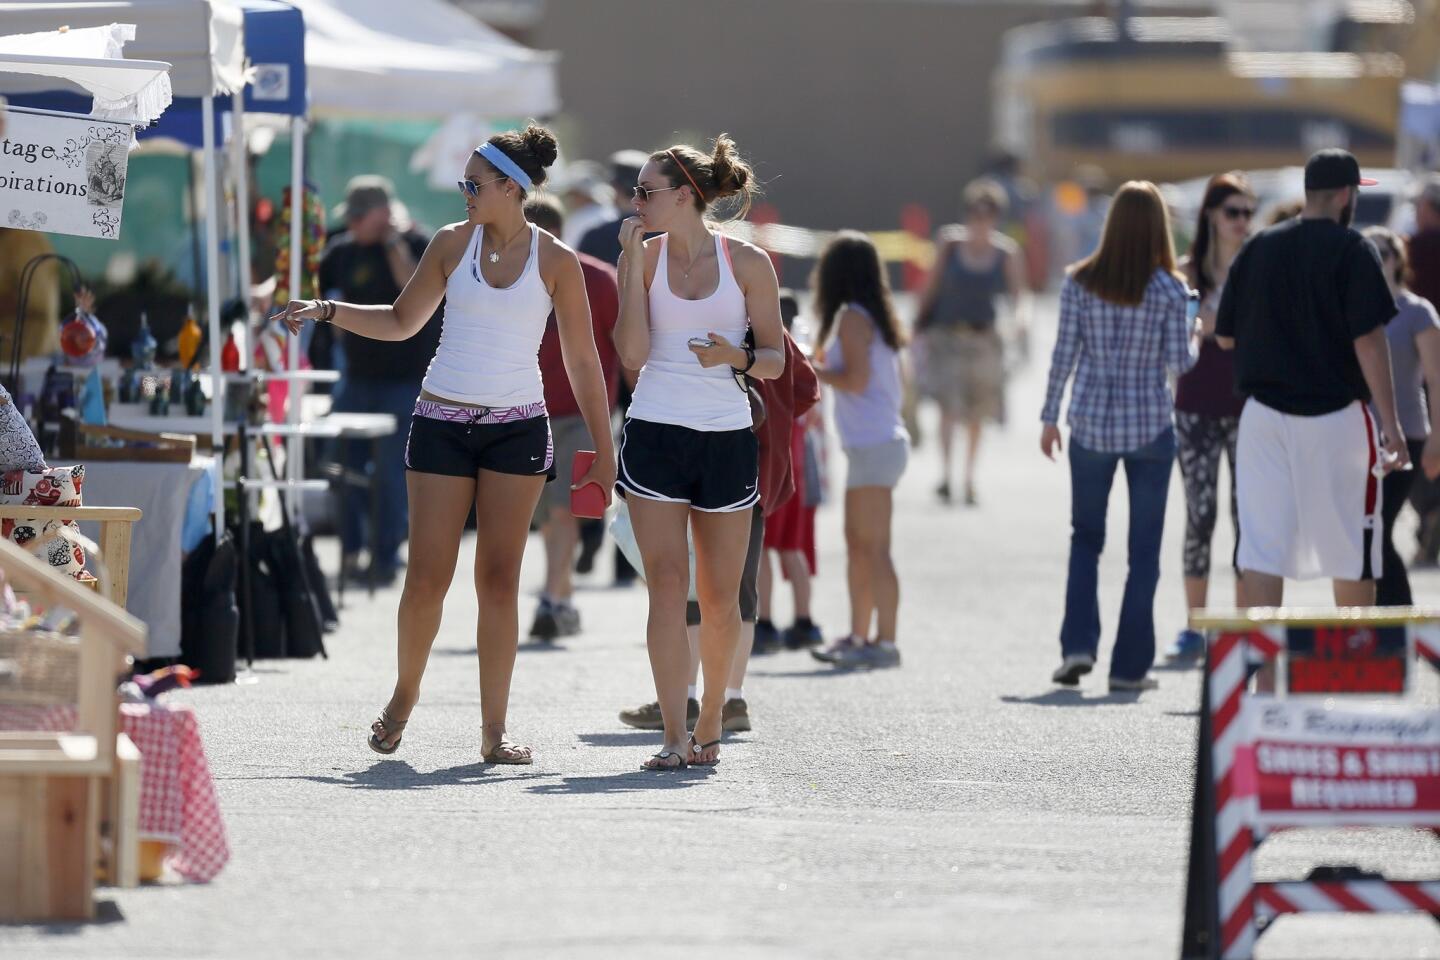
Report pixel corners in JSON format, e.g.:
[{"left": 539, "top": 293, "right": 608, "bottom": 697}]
[{"left": 1175, "top": 411, "right": 1240, "bottom": 579}]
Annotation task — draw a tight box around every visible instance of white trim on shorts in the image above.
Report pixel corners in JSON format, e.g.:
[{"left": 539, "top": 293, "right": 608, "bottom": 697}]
[{"left": 617, "top": 421, "right": 691, "bottom": 505}]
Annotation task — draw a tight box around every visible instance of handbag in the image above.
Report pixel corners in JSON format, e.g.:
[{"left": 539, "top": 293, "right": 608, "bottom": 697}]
[{"left": 180, "top": 532, "right": 239, "bottom": 684}]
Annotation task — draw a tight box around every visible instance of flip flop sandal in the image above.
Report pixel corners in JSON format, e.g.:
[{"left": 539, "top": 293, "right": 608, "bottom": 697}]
[
  {"left": 641, "top": 750, "right": 687, "bottom": 771},
  {"left": 368, "top": 709, "right": 408, "bottom": 755},
  {"left": 483, "top": 740, "right": 534, "bottom": 765},
  {"left": 688, "top": 735, "right": 721, "bottom": 767}
]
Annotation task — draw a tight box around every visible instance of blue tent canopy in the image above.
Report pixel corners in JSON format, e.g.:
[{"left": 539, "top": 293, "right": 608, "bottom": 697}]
[{"left": 3, "top": 0, "right": 306, "bottom": 144}]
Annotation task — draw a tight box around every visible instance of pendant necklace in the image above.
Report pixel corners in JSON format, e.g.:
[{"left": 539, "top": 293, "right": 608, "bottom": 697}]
[{"left": 486, "top": 224, "right": 528, "bottom": 264}]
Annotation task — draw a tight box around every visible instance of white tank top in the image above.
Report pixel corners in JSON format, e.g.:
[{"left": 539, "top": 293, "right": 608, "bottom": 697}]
[
  {"left": 421, "top": 223, "right": 552, "bottom": 407},
  {"left": 627, "top": 232, "right": 752, "bottom": 431}
]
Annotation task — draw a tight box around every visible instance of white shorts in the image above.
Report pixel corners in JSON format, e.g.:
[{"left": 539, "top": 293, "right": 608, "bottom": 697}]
[{"left": 1235, "top": 399, "right": 1381, "bottom": 581}]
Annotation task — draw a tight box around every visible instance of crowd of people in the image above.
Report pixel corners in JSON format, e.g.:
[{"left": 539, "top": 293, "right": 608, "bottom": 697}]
[
  {"left": 275, "top": 126, "right": 1440, "bottom": 765},
  {"left": 1041, "top": 148, "right": 1440, "bottom": 692},
  {"left": 276, "top": 125, "right": 914, "bottom": 770}
]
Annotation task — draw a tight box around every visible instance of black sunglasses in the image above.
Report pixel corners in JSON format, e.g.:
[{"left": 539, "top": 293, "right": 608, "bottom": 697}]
[
  {"left": 1219, "top": 205, "right": 1255, "bottom": 221},
  {"left": 632, "top": 184, "right": 680, "bottom": 203}
]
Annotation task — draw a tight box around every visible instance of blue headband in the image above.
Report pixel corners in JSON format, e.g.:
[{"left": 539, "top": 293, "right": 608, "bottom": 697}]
[{"left": 474, "top": 142, "right": 534, "bottom": 193}]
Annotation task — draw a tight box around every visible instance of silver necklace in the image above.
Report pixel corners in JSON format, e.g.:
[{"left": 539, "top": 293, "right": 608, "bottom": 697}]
[
  {"left": 675, "top": 236, "right": 709, "bottom": 278},
  {"left": 486, "top": 224, "right": 528, "bottom": 264}
]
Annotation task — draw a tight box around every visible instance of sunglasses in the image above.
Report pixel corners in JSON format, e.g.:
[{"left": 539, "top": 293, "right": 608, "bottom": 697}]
[
  {"left": 457, "top": 175, "right": 507, "bottom": 198},
  {"left": 632, "top": 184, "right": 680, "bottom": 203},
  {"left": 1219, "top": 205, "right": 1255, "bottom": 222}
]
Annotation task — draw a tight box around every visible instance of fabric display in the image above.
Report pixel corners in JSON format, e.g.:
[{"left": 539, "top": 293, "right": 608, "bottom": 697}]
[{"left": 0, "top": 465, "right": 89, "bottom": 576}]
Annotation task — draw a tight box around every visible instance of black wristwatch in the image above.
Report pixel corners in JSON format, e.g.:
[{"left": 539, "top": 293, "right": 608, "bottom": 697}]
[{"left": 738, "top": 345, "right": 756, "bottom": 374}]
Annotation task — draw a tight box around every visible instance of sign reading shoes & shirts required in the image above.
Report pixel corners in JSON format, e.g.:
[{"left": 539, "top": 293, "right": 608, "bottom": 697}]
[
  {"left": 1242, "top": 698, "right": 1440, "bottom": 828},
  {"left": 0, "top": 108, "right": 132, "bottom": 240}
]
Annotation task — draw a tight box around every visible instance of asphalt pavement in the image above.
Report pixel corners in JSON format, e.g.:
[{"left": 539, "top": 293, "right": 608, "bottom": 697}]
[{"left": 4, "top": 333, "right": 1438, "bottom": 959}]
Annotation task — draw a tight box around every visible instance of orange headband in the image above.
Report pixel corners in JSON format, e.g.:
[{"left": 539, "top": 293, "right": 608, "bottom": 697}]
[{"left": 668, "top": 149, "right": 705, "bottom": 204}]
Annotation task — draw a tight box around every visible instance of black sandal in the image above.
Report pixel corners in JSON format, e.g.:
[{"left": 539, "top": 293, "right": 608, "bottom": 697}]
[
  {"left": 688, "top": 735, "right": 721, "bottom": 767},
  {"left": 368, "top": 709, "right": 408, "bottom": 755},
  {"left": 641, "top": 749, "right": 687, "bottom": 771}
]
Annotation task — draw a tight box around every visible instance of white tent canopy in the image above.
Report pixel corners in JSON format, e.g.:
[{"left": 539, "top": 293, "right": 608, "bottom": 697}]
[
  {"left": 287, "top": 0, "right": 558, "bottom": 118},
  {"left": 0, "top": 24, "right": 172, "bottom": 124},
  {"left": 0, "top": 0, "right": 244, "bottom": 98}
]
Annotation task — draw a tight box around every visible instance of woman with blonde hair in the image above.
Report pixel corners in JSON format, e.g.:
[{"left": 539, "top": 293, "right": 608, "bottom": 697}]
[{"left": 1041, "top": 181, "right": 1199, "bottom": 691}]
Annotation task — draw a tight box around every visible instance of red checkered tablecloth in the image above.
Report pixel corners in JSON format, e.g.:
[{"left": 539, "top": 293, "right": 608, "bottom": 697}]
[{"left": 0, "top": 700, "right": 230, "bottom": 882}]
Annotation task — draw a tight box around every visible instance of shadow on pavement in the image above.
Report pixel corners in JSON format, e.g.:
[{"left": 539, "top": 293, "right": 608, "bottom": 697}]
[
  {"left": 285, "top": 760, "right": 549, "bottom": 790},
  {"left": 525, "top": 769, "right": 717, "bottom": 795},
  {"left": 5, "top": 900, "right": 125, "bottom": 934},
  {"left": 1000, "top": 689, "right": 1145, "bottom": 707},
  {"left": 745, "top": 667, "right": 851, "bottom": 679},
  {"left": 1152, "top": 659, "right": 1201, "bottom": 673},
  {"left": 577, "top": 731, "right": 659, "bottom": 746}
]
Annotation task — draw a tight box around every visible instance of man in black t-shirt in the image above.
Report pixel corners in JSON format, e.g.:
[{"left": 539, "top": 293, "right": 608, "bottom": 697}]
[
  {"left": 318, "top": 176, "right": 442, "bottom": 584},
  {"left": 1216, "top": 149, "right": 1406, "bottom": 608}
]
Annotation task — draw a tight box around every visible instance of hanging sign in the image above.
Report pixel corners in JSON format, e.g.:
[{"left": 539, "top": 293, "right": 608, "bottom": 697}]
[
  {"left": 0, "top": 108, "right": 131, "bottom": 240},
  {"left": 1242, "top": 698, "right": 1440, "bottom": 828}
]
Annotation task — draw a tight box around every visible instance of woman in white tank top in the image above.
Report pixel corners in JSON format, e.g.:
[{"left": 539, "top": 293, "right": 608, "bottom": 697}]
[
  {"left": 613, "top": 136, "right": 787, "bottom": 770},
  {"left": 274, "top": 125, "right": 617, "bottom": 765}
]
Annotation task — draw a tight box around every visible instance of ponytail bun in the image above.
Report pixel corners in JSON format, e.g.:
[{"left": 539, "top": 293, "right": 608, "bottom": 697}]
[
  {"left": 486, "top": 121, "right": 560, "bottom": 192},
  {"left": 709, "top": 134, "right": 752, "bottom": 198},
  {"left": 520, "top": 123, "right": 559, "bottom": 171}
]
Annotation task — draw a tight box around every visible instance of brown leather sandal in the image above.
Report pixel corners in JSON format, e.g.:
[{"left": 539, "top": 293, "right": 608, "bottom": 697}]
[{"left": 368, "top": 709, "right": 408, "bottom": 755}]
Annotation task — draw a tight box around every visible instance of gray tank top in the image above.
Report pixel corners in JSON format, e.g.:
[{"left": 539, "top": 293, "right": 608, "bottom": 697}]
[{"left": 927, "top": 243, "right": 1007, "bottom": 332}]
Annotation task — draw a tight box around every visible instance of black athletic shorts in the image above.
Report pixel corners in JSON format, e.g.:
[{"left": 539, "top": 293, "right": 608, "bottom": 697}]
[
  {"left": 405, "top": 413, "right": 556, "bottom": 480},
  {"left": 617, "top": 417, "right": 758, "bottom": 513}
]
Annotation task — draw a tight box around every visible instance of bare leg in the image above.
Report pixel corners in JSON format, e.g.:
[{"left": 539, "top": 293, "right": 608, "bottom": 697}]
[
  {"left": 381, "top": 472, "right": 476, "bottom": 736},
  {"left": 850, "top": 487, "right": 899, "bottom": 641},
  {"left": 690, "top": 507, "right": 753, "bottom": 763},
  {"left": 938, "top": 411, "right": 957, "bottom": 493},
  {"left": 1240, "top": 570, "right": 1283, "bottom": 608},
  {"left": 541, "top": 505, "right": 579, "bottom": 602},
  {"left": 1184, "top": 575, "right": 1208, "bottom": 612},
  {"left": 963, "top": 417, "right": 983, "bottom": 500},
  {"left": 472, "top": 469, "right": 546, "bottom": 759},
  {"left": 757, "top": 548, "right": 775, "bottom": 622},
  {"left": 687, "top": 624, "right": 700, "bottom": 687},
  {"left": 1333, "top": 578, "right": 1376, "bottom": 607},
  {"left": 780, "top": 550, "right": 812, "bottom": 619},
  {"left": 727, "top": 621, "right": 756, "bottom": 691},
  {"left": 629, "top": 496, "right": 692, "bottom": 766},
  {"left": 845, "top": 488, "right": 878, "bottom": 639}
]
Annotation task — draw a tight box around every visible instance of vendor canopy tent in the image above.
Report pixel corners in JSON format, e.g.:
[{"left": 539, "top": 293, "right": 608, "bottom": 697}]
[
  {"left": 287, "top": 0, "right": 558, "bottom": 118},
  {"left": 0, "top": 1, "right": 244, "bottom": 98},
  {"left": 0, "top": 23, "right": 172, "bottom": 124},
  {"left": 1, "top": 0, "right": 305, "bottom": 147}
]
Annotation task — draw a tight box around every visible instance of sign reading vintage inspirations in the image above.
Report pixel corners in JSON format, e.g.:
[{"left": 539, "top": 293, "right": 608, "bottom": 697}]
[
  {"left": 1, "top": 108, "right": 131, "bottom": 240},
  {"left": 1243, "top": 698, "right": 1440, "bottom": 828}
]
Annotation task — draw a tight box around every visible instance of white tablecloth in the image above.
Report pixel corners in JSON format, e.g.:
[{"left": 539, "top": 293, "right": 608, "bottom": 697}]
[{"left": 76, "top": 458, "right": 214, "bottom": 658}]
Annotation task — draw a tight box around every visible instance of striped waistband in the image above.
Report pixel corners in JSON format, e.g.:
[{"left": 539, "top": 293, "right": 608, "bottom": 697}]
[{"left": 413, "top": 399, "right": 547, "bottom": 425}]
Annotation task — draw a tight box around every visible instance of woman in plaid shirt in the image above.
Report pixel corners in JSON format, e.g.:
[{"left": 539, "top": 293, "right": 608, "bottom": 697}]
[{"left": 1040, "top": 181, "right": 1200, "bottom": 691}]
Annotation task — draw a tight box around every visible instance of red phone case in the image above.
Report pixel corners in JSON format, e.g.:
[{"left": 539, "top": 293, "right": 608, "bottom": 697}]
[{"left": 570, "top": 450, "right": 606, "bottom": 518}]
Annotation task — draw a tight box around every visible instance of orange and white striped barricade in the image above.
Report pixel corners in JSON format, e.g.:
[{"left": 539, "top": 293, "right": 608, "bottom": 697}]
[{"left": 1179, "top": 608, "right": 1440, "bottom": 960}]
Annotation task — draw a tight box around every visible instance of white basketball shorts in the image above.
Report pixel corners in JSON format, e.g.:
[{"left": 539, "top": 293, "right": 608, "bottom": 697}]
[{"left": 1235, "top": 399, "right": 1382, "bottom": 581}]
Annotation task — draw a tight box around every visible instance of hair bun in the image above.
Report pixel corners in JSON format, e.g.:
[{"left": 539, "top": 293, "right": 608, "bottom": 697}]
[
  {"left": 710, "top": 134, "right": 752, "bottom": 197},
  {"left": 520, "top": 123, "right": 559, "bottom": 169}
]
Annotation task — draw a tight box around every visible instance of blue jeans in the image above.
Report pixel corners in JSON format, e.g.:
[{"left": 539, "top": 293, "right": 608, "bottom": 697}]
[
  {"left": 330, "top": 377, "right": 417, "bottom": 571},
  {"left": 1060, "top": 427, "right": 1175, "bottom": 681}
]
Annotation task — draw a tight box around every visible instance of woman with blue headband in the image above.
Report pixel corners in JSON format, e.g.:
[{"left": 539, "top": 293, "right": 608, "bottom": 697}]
[{"left": 274, "top": 123, "right": 617, "bottom": 764}]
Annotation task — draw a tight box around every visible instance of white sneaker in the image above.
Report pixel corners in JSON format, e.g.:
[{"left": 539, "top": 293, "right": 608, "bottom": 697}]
[
  {"left": 1051, "top": 654, "right": 1095, "bottom": 686},
  {"left": 1109, "top": 675, "right": 1160, "bottom": 692}
]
